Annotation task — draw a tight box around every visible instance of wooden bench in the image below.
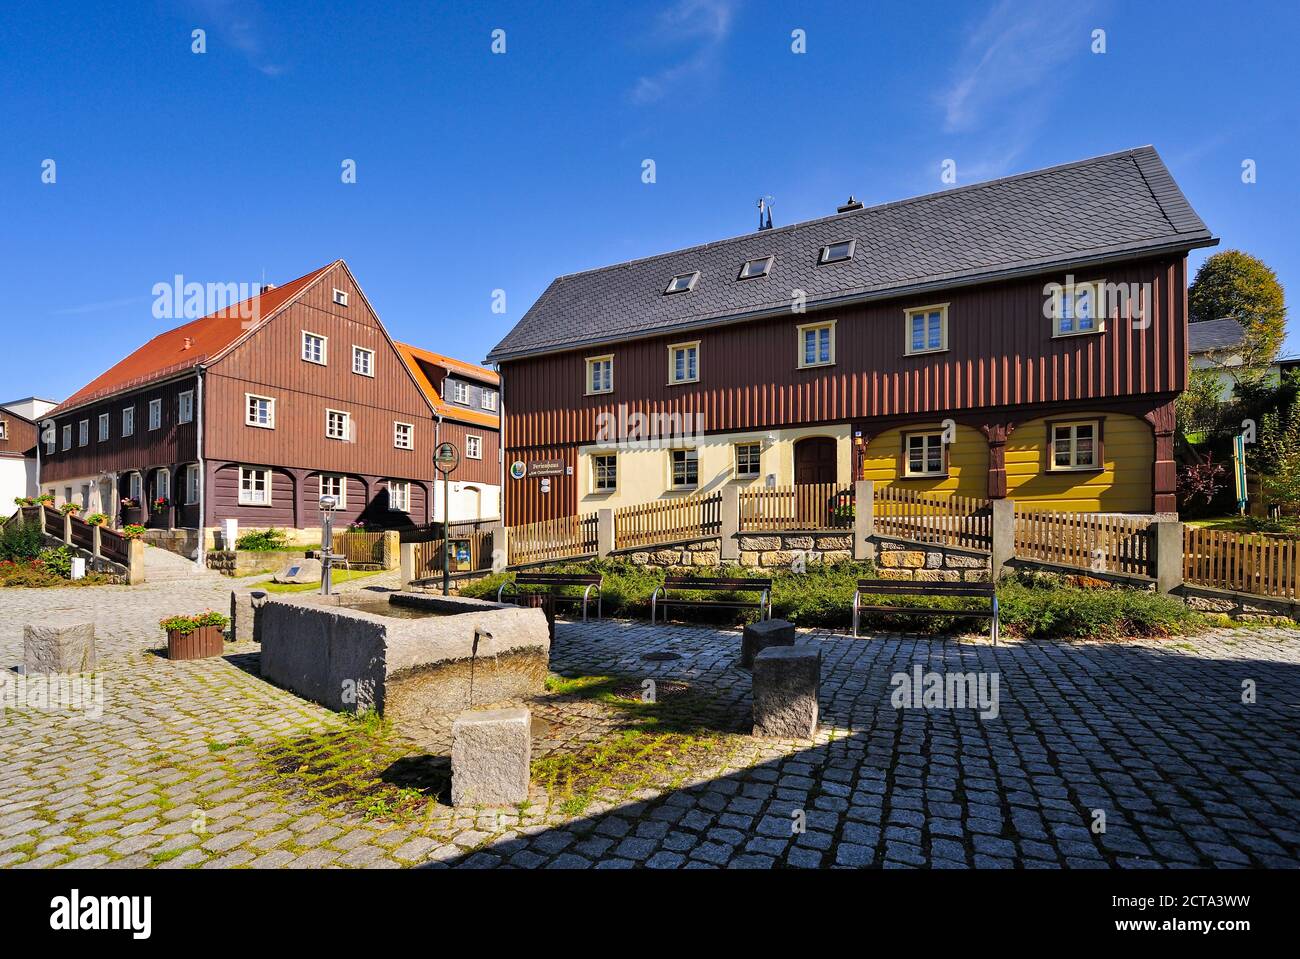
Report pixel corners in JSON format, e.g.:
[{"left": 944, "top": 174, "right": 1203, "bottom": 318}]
[
  {"left": 852, "top": 580, "right": 999, "bottom": 644},
  {"left": 497, "top": 572, "right": 603, "bottom": 621},
  {"left": 650, "top": 576, "right": 772, "bottom": 625}
]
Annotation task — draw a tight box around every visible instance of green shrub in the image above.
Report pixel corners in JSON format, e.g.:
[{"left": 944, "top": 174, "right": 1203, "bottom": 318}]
[
  {"left": 159, "top": 610, "right": 231, "bottom": 635},
  {"left": 997, "top": 578, "right": 1200, "bottom": 639},
  {"left": 0, "top": 519, "right": 45, "bottom": 561},
  {"left": 236, "top": 528, "right": 290, "bottom": 551},
  {"left": 37, "top": 545, "right": 74, "bottom": 579}
]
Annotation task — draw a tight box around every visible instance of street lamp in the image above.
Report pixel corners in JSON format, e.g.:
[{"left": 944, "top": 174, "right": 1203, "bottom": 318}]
[{"left": 318, "top": 494, "right": 340, "bottom": 595}]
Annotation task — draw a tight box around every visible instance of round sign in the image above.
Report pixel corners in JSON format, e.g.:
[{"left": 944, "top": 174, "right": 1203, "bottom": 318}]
[
  {"left": 509, "top": 460, "right": 526, "bottom": 480},
  {"left": 435, "top": 442, "right": 459, "bottom": 473}
]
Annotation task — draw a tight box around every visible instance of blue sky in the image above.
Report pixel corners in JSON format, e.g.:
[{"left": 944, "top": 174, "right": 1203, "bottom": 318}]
[{"left": 1, "top": 0, "right": 1297, "bottom": 404}]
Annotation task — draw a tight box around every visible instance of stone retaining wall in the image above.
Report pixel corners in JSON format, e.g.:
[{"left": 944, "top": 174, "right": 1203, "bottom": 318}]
[
  {"left": 873, "top": 537, "right": 991, "bottom": 582},
  {"left": 206, "top": 549, "right": 310, "bottom": 577},
  {"left": 617, "top": 531, "right": 855, "bottom": 569}
]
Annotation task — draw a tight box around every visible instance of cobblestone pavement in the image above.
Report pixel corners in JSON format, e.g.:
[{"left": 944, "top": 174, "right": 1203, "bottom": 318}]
[{"left": 1, "top": 577, "right": 1298, "bottom": 869}]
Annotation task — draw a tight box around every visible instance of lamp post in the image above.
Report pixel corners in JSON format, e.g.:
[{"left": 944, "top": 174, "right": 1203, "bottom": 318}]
[
  {"left": 318, "top": 494, "right": 339, "bottom": 595},
  {"left": 435, "top": 442, "right": 460, "bottom": 596}
]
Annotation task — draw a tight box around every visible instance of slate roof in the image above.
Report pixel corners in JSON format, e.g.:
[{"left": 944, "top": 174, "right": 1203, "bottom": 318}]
[
  {"left": 488, "top": 146, "right": 1214, "bottom": 362},
  {"left": 1188, "top": 317, "right": 1247, "bottom": 354},
  {"left": 394, "top": 342, "right": 500, "bottom": 429}
]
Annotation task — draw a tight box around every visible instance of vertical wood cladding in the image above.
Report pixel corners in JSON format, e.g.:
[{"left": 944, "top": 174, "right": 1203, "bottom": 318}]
[
  {"left": 41, "top": 376, "right": 199, "bottom": 483},
  {"left": 209, "top": 463, "right": 430, "bottom": 529},
  {"left": 436, "top": 419, "right": 500, "bottom": 486},
  {"left": 501, "top": 258, "right": 1188, "bottom": 449},
  {"left": 0, "top": 412, "right": 37, "bottom": 457}
]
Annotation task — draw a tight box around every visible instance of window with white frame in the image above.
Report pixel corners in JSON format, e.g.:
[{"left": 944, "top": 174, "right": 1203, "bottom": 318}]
[
  {"left": 352, "top": 345, "right": 374, "bottom": 377},
  {"left": 585, "top": 355, "right": 613, "bottom": 395},
  {"left": 466, "top": 435, "right": 482, "bottom": 459},
  {"left": 905, "top": 304, "right": 948, "bottom": 355},
  {"left": 238, "top": 466, "right": 271, "bottom": 505},
  {"left": 819, "top": 240, "right": 855, "bottom": 264},
  {"left": 451, "top": 380, "right": 470, "bottom": 404},
  {"left": 302, "top": 331, "right": 327, "bottom": 365},
  {"left": 122, "top": 406, "right": 135, "bottom": 437},
  {"left": 1050, "top": 420, "right": 1100, "bottom": 470},
  {"left": 394, "top": 421, "right": 414, "bottom": 449},
  {"left": 903, "top": 431, "right": 946, "bottom": 477},
  {"left": 481, "top": 391, "right": 498, "bottom": 412},
  {"left": 78, "top": 419, "right": 88, "bottom": 446},
  {"left": 246, "top": 394, "right": 275, "bottom": 429},
  {"left": 735, "top": 442, "right": 761, "bottom": 479},
  {"left": 332, "top": 288, "right": 349, "bottom": 307},
  {"left": 664, "top": 271, "right": 700, "bottom": 294},
  {"left": 128, "top": 472, "right": 142, "bottom": 503},
  {"left": 178, "top": 390, "right": 194, "bottom": 424},
  {"left": 739, "top": 256, "right": 773, "bottom": 280},
  {"left": 668, "top": 341, "right": 699, "bottom": 385},
  {"left": 148, "top": 399, "right": 162, "bottom": 431},
  {"left": 45, "top": 429, "right": 54, "bottom": 455},
  {"left": 388, "top": 481, "right": 410, "bottom": 512},
  {"left": 326, "top": 409, "right": 351, "bottom": 441},
  {"left": 0, "top": 420, "right": 5, "bottom": 441},
  {"left": 183, "top": 464, "right": 199, "bottom": 505},
  {"left": 320, "top": 473, "right": 347, "bottom": 508},
  {"left": 98, "top": 413, "right": 110, "bottom": 442},
  {"left": 671, "top": 448, "right": 699, "bottom": 489},
  {"left": 797, "top": 321, "right": 835, "bottom": 368},
  {"left": 1052, "top": 282, "right": 1103, "bottom": 336},
  {"left": 62, "top": 425, "right": 71, "bottom": 450},
  {"left": 592, "top": 453, "right": 617, "bottom": 492}
]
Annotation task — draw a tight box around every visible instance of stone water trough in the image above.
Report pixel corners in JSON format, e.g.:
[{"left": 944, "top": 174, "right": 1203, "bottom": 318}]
[{"left": 259, "top": 592, "right": 550, "bottom": 723}]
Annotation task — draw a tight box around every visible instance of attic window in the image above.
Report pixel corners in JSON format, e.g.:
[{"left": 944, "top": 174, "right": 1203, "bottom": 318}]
[
  {"left": 819, "top": 240, "right": 855, "bottom": 264},
  {"left": 739, "top": 256, "right": 773, "bottom": 280},
  {"left": 332, "top": 288, "right": 349, "bottom": 307},
  {"left": 664, "top": 272, "right": 700, "bottom": 295}
]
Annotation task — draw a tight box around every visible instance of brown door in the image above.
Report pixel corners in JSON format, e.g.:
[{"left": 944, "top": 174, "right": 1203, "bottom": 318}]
[{"left": 794, "top": 437, "right": 837, "bottom": 484}]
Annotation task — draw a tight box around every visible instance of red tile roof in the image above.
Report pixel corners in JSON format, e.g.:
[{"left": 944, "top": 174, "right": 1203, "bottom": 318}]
[
  {"left": 395, "top": 342, "right": 500, "bottom": 428},
  {"left": 52, "top": 262, "right": 336, "bottom": 414}
]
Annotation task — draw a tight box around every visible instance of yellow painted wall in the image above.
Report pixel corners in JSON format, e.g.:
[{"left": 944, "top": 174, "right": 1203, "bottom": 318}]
[
  {"left": 860, "top": 423, "right": 989, "bottom": 498},
  {"left": 1005, "top": 413, "right": 1152, "bottom": 511}
]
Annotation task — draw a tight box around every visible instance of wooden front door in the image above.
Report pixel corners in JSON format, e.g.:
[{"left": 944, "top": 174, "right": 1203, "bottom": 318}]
[{"left": 794, "top": 437, "right": 837, "bottom": 485}]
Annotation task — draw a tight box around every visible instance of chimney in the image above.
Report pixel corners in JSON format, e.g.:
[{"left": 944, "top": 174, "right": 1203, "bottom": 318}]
[
  {"left": 182, "top": 337, "right": 194, "bottom": 351},
  {"left": 837, "top": 195, "right": 864, "bottom": 213},
  {"left": 757, "top": 196, "right": 774, "bottom": 231},
  {"left": 260, "top": 282, "right": 276, "bottom": 293}
]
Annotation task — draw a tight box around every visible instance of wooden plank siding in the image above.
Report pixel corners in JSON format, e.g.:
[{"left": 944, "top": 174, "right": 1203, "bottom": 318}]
[{"left": 0, "top": 411, "right": 38, "bottom": 458}]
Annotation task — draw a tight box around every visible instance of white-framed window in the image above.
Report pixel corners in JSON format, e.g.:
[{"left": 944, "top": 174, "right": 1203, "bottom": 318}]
[
  {"left": 451, "top": 380, "right": 470, "bottom": 404},
  {"left": 183, "top": 464, "right": 199, "bottom": 505},
  {"left": 819, "top": 240, "right": 855, "bottom": 264},
  {"left": 78, "top": 419, "right": 89, "bottom": 446},
  {"left": 394, "top": 421, "right": 414, "bottom": 449},
  {"left": 593, "top": 453, "right": 617, "bottom": 492},
  {"left": 668, "top": 341, "right": 700, "bottom": 385},
  {"left": 388, "top": 481, "right": 410, "bottom": 512},
  {"left": 739, "top": 256, "right": 773, "bottom": 280},
  {"left": 246, "top": 394, "right": 275, "bottom": 429},
  {"left": 1050, "top": 420, "right": 1100, "bottom": 470},
  {"left": 481, "top": 391, "right": 498, "bottom": 412},
  {"left": 178, "top": 390, "right": 194, "bottom": 424},
  {"left": 61, "top": 424, "right": 71, "bottom": 450},
  {"left": 904, "top": 431, "right": 946, "bottom": 477},
  {"left": 1052, "top": 282, "right": 1104, "bottom": 337},
  {"left": 238, "top": 466, "right": 271, "bottom": 506},
  {"left": 0, "top": 420, "right": 6, "bottom": 441},
  {"left": 148, "top": 399, "right": 162, "bottom": 431},
  {"left": 586, "top": 354, "right": 614, "bottom": 395},
  {"left": 352, "top": 345, "right": 374, "bottom": 377},
  {"left": 320, "top": 473, "right": 347, "bottom": 508},
  {"left": 465, "top": 434, "right": 483, "bottom": 459},
  {"left": 128, "top": 471, "right": 142, "bottom": 503},
  {"left": 122, "top": 406, "right": 135, "bottom": 437},
  {"left": 332, "top": 288, "right": 349, "bottom": 307},
  {"left": 44, "top": 428, "right": 54, "bottom": 455},
  {"left": 664, "top": 271, "right": 700, "bottom": 294},
  {"left": 670, "top": 448, "right": 699, "bottom": 489},
  {"left": 302, "top": 331, "right": 327, "bottom": 365},
  {"left": 154, "top": 468, "right": 170, "bottom": 505},
  {"left": 326, "top": 409, "right": 351, "bottom": 441},
  {"left": 98, "top": 413, "right": 110, "bottom": 442},
  {"left": 905, "top": 304, "right": 949, "bottom": 355},
  {"left": 797, "top": 321, "right": 835, "bottom": 368},
  {"left": 735, "top": 442, "right": 761, "bottom": 479}
]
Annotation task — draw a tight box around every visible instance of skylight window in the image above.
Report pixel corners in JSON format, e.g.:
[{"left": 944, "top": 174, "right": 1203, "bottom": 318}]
[
  {"left": 664, "top": 271, "right": 700, "bottom": 294},
  {"left": 819, "top": 240, "right": 855, "bottom": 264},
  {"left": 739, "top": 256, "right": 773, "bottom": 280}
]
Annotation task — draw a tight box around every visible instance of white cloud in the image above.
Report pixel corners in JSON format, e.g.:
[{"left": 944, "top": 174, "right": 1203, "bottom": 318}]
[
  {"left": 630, "top": 0, "right": 739, "bottom": 105},
  {"left": 186, "top": 0, "right": 288, "bottom": 77}
]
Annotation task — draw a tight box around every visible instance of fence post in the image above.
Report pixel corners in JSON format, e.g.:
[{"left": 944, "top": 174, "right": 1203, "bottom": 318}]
[
  {"left": 128, "top": 538, "right": 146, "bottom": 585},
  {"left": 720, "top": 485, "right": 740, "bottom": 561},
  {"left": 63, "top": 514, "right": 72, "bottom": 545},
  {"left": 854, "top": 480, "right": 875, "bottom": 562},
  {"left": 991, "top": 498, "right": 1015, "bottom": 579},
  {"left": 597, "top": 509, "right": 614, "bottom": 558},
  {"left": 382, "top": 530, "right": 400, "bottom": 570},
  {"left": 1153, "top": 521, "right": 1184, "bottom": 594},
  {"left": 400, "top": 542, "right": 415, "bottom": 585},
  {"left": 498, "top": 526, "right": 511, "bottom": 569},
  {"left": 93, "top": 524, "right": 102, "bottom": 560}
]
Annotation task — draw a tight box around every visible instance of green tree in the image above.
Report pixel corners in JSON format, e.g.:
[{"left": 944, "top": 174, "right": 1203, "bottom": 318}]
[{"left": 1189, "top": 250, "right": 1287, "bottom": 370}]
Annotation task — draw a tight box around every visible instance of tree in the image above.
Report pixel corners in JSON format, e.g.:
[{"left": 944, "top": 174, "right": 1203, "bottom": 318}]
[{"left": 1189, "top": 250, "right": 1287, "bottom": 370}]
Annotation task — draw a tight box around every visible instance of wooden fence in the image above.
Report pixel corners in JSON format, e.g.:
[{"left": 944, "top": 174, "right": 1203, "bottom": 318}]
[
  {"left": 1183, "top": 526, "right": 1300, "bottom": 599},
  {"left": 614, "top": 492, "right": 722, "bottom": 550},
  {"left": 1014, "top": 508, "right": 1151, "bottom": 576},
  {"left": 873, "top": 487, "right": 992, "bottom": 551},
  {"left": 334, "top": 531, "right": 387, "bottom": 567},
  {"left": 739, "top": 483, "right": 853, "bottom": 531},
  {"left": 408, "top": 530, "right": 498, "bottom": 580},
  {"left": 508, "top": 513, "right": 598, "bottom": 566}
]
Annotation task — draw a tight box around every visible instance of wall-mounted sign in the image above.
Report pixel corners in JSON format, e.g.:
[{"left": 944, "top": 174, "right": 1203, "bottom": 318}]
[
  {"left": 540, "top": 477, "right": 551, "bottom": 494},
  {"left": 509, "top": 461, "right": 526, "bottom": 480},
  {"left": 527, "top": 459, "right": 566, "bottom": 478}
]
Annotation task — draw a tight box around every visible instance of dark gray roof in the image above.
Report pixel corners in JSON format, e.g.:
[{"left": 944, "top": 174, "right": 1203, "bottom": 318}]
[
  {"left": 1188, "top": 318, "right": 1247, "bottom": 354},
  {"left": 488, "top": 146, "right": 1214, "bottom": 362}
]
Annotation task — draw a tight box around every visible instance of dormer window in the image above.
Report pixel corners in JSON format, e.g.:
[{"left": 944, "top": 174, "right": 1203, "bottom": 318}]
[
  {"left": 332, "top": 288, "right": 349, "bottom": 307},
  {"left": 452, "top": 381, "right": 470, "bottom": 404},
  {"left": 664, "top": 272, "right": 700, "bottom": 294},
  {"left": 819, "top": 240, "right": 855, "bottom": 264},
  {"left": 739, "top": 256, "right": 773, "bottom": 280}
]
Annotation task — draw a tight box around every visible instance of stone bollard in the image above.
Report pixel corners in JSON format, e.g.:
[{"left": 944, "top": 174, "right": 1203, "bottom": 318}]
[
  {"left": 24, "top": 623, "right": 96, "bottom": 675},
  {"left": 451, "top": 707, "right": 532, "bottom": 807},
  {"left": 752, "top": 646, "right": 820, "bottom": 739},
  {"left": 230, "top": 589, "right": 270, "bottom": 643},
  {"left": 741, "top": 618, "right": 795, "bottom": 668}
]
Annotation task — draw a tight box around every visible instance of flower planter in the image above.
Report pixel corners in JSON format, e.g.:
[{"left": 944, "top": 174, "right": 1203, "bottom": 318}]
[{"left": 167, "top": 624, "right": 226, "bottom": 661}]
